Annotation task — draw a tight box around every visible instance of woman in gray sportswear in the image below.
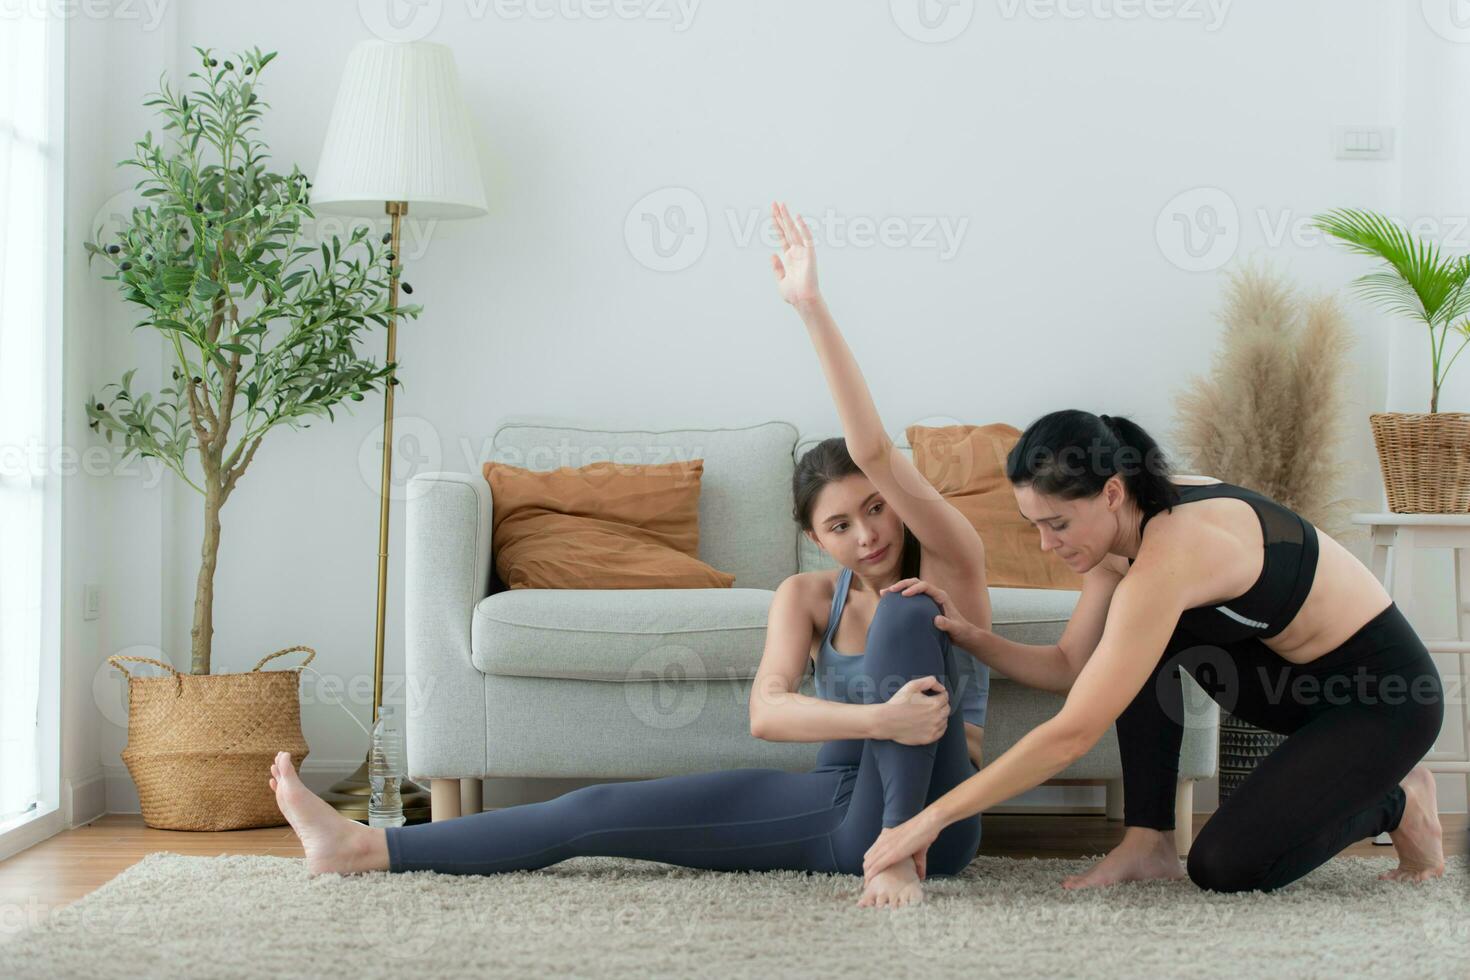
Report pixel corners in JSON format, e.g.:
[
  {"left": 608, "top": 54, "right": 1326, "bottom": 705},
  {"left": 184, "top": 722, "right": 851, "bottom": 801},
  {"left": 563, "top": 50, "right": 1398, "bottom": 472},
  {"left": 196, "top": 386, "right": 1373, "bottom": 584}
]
[{"left": 268, "top": 201, "right": 994, "bottom": 909}]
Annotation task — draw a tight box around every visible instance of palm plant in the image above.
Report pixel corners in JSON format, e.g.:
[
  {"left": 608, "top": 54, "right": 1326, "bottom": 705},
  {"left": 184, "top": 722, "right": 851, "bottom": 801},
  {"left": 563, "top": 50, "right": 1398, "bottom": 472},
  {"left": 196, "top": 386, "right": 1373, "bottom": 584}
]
[{"left": 1312, "top": 208, "right": 1470, "bottom": 413}]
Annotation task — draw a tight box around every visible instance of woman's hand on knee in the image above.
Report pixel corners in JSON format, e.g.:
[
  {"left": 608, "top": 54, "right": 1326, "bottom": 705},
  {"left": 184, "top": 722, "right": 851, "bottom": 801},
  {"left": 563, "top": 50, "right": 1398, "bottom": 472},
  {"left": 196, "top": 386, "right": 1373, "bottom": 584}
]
[
  {"left": 881, "top": 676, "right": 949, "bottom": 744},
  {"left": 883, "top": 578, "right": 988, "bottom": 652}
]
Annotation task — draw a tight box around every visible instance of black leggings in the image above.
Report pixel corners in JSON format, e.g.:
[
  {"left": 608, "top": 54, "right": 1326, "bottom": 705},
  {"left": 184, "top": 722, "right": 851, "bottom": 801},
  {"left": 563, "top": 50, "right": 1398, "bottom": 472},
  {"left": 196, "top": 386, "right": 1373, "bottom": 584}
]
[
  {"left": 384, "top": 592, "right": 981, "bottom": 877},
  {"left": 1116, "top": 600, "right": 1444, "bottom": 893}
]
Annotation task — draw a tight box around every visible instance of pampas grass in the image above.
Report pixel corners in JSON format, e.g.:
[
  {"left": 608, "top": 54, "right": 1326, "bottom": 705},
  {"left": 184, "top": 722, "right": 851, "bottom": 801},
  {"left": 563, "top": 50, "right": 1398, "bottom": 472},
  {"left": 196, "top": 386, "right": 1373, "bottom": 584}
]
[{"left": 1172, "top": 263, "right": 1358, "bottom": 538}]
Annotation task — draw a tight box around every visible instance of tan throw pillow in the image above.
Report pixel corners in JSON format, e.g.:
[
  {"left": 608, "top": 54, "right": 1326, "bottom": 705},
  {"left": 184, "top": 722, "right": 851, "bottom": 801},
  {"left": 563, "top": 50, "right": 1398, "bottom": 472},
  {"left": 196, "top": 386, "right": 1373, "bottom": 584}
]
[
  {"left": 481, "top": 458, "right": 737, "bottom": 590},
  {"left": 907, "top": 423, "right": 1083, "bottom": 591}
]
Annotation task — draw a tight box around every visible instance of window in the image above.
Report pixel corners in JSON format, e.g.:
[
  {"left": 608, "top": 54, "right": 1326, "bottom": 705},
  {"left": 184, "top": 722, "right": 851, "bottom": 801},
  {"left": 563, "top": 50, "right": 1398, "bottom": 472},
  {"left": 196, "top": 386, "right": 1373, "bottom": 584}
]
[{"left": 0, "top": 9, "right": 63, "bottom": 835}]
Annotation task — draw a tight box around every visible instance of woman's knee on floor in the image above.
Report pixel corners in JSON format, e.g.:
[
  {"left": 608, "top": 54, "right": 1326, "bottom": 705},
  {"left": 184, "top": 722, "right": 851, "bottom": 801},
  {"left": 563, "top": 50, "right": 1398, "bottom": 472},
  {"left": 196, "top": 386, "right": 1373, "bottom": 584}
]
[{"left": 1185, "top": 827, "right": 1270, "bottom": 894}]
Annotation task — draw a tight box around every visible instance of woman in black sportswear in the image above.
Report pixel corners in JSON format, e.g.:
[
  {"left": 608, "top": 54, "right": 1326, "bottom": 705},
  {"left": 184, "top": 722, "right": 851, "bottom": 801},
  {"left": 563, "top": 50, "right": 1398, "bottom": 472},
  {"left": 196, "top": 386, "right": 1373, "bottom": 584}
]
[{"left": 863, "top": 409, "right": 1446, "bottom": 893}]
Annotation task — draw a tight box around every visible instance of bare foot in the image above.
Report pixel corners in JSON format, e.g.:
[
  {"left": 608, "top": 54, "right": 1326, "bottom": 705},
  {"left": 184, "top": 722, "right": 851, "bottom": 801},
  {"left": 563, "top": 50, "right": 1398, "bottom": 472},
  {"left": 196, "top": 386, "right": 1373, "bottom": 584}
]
[
  {"left": 270, "top": 750, "right": 389, "bottom": 876},
  {"left": 1380, "top": 765, "right": 1444, "bottom": 883},
  {"left": 858, "top": 856, "right": 925, "bottom": 909},
  {"left": 1061, "top": 826, "right": 1187, "bottom": 890}
]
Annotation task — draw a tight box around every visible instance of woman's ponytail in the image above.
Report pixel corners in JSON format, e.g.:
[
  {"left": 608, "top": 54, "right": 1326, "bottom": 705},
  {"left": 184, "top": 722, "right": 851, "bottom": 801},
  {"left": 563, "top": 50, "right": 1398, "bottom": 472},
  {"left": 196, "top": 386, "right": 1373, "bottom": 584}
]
[{"left": 1097, "top": 413, "right": 1179, "bottom": 519}]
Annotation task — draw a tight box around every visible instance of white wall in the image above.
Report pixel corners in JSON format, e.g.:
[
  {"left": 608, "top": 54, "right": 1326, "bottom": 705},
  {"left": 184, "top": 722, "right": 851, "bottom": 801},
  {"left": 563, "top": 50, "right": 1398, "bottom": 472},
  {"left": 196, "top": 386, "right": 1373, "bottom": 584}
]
[
  {"left": 58, "top": 0, "right": 183, "bottom": 827},
  {"left": 64, "top": 0, "right": 1470, "bottom": 819}
]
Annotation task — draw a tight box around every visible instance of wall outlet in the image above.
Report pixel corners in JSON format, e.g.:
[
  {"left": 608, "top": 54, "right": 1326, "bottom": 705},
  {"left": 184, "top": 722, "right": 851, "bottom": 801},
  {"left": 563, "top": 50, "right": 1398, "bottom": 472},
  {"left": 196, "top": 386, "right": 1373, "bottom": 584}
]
[{"left": 83, "top": 584, "right": 100, "bottom": 621}]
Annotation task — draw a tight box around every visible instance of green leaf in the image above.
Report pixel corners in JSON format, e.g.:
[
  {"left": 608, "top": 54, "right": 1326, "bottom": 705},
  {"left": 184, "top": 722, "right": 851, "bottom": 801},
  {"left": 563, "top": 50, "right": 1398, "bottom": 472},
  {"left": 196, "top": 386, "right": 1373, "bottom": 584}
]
[{"left": 1313, "top": 208, "right": 1470, "bottom": 324}]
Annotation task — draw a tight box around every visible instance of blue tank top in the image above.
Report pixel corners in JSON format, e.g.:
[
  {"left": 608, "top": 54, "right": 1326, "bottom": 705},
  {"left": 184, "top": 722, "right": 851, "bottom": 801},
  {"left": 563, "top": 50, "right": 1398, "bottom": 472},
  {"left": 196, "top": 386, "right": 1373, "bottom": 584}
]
[
  {"left": 812, "top": 566, "right": 871, "bottom": 705},
  {"left": 812, "top": 566, "right": 980, "bottom": 720}
]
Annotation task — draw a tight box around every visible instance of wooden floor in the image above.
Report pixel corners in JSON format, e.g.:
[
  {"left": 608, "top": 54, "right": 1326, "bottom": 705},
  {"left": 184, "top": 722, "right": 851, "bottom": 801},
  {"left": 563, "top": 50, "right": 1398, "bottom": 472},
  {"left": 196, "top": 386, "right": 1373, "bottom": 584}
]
[{"left": 2, "top": 811, "right": 1464, "bottom": 941}]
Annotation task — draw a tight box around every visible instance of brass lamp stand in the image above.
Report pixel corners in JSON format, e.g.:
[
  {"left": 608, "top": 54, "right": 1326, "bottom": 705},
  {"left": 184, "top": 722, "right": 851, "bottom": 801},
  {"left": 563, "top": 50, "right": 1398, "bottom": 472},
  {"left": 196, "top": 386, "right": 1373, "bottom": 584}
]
[
  {"left": 321, "top": 200, "right": 433, "bottom": 824},
  {"left": 310, "top": 39, "right": 487, "bottom": 824}
]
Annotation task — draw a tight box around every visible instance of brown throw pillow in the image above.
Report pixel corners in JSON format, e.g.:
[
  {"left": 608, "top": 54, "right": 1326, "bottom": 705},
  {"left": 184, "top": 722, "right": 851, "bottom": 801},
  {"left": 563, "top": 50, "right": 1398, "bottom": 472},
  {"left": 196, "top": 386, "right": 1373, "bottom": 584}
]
[
  {"left": 482, "top": 458, "right": 736, "bottom": 590},
  {"left": 907, "top": 423, "right": 1083, "bottom": 590}
]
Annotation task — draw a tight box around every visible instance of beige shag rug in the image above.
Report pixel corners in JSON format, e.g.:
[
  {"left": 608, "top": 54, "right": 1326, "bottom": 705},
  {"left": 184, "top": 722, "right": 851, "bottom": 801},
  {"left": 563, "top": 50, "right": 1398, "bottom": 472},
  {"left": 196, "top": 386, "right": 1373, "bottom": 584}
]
[{"left": 4, "top": 852, "right": 1467, "bottom": 979}]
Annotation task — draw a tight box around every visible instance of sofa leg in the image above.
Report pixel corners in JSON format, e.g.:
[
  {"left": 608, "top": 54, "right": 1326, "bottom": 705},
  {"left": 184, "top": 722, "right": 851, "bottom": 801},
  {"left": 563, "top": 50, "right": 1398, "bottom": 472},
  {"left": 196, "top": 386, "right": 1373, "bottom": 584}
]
[
  {"left": 1104, "top": 779, "right": 1123, "bottom": 821},
  {"left": 1173, "top": 780, "right": 1194, "bottom": 857},
  {"left": 431, "top": 778, "right": 462, "bottom": 822},
  {"left": 461, "top": 777, "right": 484, "bottom": 816}
]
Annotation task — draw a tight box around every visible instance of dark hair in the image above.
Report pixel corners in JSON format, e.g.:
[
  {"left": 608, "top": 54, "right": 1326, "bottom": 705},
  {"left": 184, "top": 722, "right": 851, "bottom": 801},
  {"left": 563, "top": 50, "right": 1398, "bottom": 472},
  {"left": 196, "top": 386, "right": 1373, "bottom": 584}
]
[
  {"left": 1005, "top": 410, "right": 1180, "bottom": 521},
  {"left": 793, "top": 437, "right": 921, "bottom": 580}
]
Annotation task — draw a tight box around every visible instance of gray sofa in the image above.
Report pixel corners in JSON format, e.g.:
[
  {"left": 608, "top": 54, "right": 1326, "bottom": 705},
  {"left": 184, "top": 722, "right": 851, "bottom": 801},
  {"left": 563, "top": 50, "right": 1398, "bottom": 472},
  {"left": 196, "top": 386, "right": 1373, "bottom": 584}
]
[{"left": 404, "top": 418, "right": 1218, "bottom": 853}]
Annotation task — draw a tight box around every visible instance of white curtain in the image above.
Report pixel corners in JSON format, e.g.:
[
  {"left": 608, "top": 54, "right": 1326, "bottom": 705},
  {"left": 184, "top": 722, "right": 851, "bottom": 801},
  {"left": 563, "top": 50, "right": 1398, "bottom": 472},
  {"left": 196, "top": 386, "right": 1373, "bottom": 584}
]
[{"left": 0, "top": 11, "right": 51, "bottom": 823}]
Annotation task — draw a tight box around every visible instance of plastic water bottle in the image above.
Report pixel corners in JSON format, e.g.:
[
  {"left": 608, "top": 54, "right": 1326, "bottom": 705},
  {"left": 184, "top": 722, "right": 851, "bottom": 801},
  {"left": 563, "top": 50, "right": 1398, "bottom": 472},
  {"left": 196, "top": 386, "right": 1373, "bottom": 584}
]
[{"left": 368, "top": 704, "right": 405, "bottom": 828}]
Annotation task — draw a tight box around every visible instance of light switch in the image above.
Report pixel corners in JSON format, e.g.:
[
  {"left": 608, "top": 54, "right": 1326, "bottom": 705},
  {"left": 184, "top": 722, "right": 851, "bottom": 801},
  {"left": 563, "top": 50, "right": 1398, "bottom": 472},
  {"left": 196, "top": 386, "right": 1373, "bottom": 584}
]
[{"left": 1334, "top": 126, "right": 1394, "bottom": 161}]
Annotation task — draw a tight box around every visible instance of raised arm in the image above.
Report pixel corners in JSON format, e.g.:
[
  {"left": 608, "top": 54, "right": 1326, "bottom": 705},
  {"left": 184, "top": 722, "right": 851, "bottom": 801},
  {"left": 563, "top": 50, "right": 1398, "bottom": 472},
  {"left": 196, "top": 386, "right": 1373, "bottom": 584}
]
[{"left": 769, "top": 201, "right": 987, "bottom": 590}]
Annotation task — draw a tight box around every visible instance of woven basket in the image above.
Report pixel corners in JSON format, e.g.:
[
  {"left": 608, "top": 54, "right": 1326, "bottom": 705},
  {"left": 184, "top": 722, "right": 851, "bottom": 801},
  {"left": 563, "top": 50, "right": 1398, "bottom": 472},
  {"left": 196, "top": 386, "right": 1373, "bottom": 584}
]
[
  {"left": 1369, "top": 412, "right": 1470, "bottom": 513},
  {"left": 107, "top": 646, "right": 314, "bottom": 831},
  {"left": 1217, "top": 711, "right": 1288, "bottom": 803}
]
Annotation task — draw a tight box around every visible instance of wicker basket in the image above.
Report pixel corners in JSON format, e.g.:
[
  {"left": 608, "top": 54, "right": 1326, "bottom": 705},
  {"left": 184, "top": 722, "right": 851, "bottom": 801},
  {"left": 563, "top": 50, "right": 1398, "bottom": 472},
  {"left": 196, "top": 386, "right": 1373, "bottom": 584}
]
[
  {"left": 107, "top": 646, "right": 314, "bottom": 831},
  {"left": 1369, "top": 412, "right": 1470, "bottom": 513},
  {"left": 1218, "top": 711, "right": 1287, "bottom": 803}
]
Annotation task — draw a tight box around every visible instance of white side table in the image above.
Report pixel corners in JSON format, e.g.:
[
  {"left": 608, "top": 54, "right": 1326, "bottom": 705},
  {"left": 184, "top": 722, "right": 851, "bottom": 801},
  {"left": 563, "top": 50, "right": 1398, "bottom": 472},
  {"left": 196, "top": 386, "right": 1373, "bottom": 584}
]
[{"left": 1351, "top": 513, "right": 1470, "bottom": 842}]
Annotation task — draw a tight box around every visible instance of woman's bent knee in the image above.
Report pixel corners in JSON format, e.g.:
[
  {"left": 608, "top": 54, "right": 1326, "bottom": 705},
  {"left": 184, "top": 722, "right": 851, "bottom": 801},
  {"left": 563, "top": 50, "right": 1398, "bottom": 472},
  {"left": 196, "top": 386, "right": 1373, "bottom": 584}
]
[
  {"left": 870, "top": 591, "right": 944, "bottom": 642},
  {"left": 1186, "top": 835, "right": 1266, "bottom": 893}
]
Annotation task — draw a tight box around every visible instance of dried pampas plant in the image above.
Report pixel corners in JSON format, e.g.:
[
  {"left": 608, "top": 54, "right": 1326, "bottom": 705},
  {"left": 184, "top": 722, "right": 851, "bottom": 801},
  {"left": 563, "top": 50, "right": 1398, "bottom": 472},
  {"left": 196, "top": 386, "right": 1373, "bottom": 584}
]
[{"left": 1172, "top": 262, "right": 1358, "bottom": 539}]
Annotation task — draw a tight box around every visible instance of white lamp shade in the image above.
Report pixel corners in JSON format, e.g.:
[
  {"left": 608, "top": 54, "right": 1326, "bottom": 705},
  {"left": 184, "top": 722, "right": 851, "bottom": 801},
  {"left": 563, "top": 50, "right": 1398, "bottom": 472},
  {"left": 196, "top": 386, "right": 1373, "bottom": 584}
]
[{"left": 312, "top": 40, "right": 487, "bottom": 220}]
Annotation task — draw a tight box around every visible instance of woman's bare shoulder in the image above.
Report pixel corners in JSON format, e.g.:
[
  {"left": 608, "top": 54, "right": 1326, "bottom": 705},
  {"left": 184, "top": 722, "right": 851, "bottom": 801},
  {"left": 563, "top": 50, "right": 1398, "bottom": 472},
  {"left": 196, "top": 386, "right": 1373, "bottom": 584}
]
[
  {"left": 781, "top": 569, "right": 841, "bottom": 606},
  {"left": 777, "top": 571, "right": 841, "bottom": 641}
]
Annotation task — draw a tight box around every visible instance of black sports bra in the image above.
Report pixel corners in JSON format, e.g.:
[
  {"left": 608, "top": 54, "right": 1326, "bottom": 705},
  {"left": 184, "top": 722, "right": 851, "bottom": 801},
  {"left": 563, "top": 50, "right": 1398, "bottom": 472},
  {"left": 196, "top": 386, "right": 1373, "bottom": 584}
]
[{"left": 1127, "top": 481, "right": 1319, "bottom": 642}]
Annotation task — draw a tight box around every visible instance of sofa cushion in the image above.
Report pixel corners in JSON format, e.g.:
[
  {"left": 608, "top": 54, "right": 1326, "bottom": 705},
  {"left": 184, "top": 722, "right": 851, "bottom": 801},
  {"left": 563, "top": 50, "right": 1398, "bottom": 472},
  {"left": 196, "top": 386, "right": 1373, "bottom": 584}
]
[
  {"left": 989, "top": 586, "right": 1081, "bottom": 646},
  {"left": 483, "top": 458, "right": 736, "bottom": 589},
  {"left": 907, "top": 423, "right": 1083, "bottom": 590},
  {"left": 473, "top": 587, "right": 776, "bottom": 682},
  {"left": 490, "top": 418, "right": 799, "bottom": 591},
  {"left": 472, "top": 582, "right": 1079, "bottom": 685}
]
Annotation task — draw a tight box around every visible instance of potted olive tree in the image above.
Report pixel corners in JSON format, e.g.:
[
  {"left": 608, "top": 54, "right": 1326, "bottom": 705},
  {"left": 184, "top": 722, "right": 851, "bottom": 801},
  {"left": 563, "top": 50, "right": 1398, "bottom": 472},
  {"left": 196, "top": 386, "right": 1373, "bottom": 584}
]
[
  {"left": 88, "top": 46, "right": 420, "bottom": 830},
  {"left": 1314, "top": 209, "right": 1470, "bottom": 512}
]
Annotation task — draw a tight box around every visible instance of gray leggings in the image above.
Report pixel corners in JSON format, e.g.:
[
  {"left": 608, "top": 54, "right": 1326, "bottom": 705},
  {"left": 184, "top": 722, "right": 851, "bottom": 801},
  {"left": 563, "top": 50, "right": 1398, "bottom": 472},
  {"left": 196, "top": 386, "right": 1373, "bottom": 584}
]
[{"left": 385, "top": 591, "right": 982, "bottom": 877}]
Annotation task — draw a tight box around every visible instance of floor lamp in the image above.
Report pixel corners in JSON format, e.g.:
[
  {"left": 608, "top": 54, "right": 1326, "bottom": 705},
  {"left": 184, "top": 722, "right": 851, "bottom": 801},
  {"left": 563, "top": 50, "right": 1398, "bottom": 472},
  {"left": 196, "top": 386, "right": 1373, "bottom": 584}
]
[{"left": 310, "top": 39, "right": 488, "bottom": 823}]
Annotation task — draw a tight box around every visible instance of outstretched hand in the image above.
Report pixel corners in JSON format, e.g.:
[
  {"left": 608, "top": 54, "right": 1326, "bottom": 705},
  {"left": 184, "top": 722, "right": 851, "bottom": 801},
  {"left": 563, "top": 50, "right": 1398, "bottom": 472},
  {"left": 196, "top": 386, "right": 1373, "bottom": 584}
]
[{"left": 769, "top": 200, "right": 820, "bottom": 308}]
